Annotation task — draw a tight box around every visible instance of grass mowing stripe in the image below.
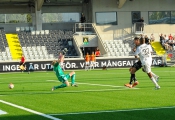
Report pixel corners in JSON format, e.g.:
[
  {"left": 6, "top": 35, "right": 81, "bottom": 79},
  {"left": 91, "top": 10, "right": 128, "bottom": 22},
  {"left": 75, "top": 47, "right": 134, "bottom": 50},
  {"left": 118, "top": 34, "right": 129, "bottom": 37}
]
[
  {"left": 77, "top": 82, "right": 127, "bottom": 88},
  {"left": 0, "top": 100, "right": 61, "bottom": 120},
  {"left": 49, "top": 106, "right": 175, "bottom": 116},
  {"left": 0, "top": 88, "right": 139, "bottom": 97}
]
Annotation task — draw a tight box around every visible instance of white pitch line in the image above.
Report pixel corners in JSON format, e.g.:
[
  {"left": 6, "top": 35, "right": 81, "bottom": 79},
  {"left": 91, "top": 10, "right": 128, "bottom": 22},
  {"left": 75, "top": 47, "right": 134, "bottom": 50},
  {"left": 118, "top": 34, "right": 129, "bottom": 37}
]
[
  {"left": 0, "top": 100, "right": 61, "bottom": 120},
  {"left": 46, "top": 80, "right": 58, "bottom": 82},
  {"left": 55, "top": 88, "right": 135, "bottom": 93},
  {"left": 49, "top": 106, "right": 175, "bottom": 116},
  {"left": 0, "top": 110, "right": 7, "bottom": 115},
  {"left": 77, "top": 82, "right": 123, "bottom": 87}
]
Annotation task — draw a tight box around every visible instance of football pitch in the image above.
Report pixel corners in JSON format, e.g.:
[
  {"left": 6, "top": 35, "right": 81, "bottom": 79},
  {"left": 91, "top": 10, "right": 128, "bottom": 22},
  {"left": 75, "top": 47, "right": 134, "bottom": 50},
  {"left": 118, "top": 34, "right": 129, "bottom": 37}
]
[{"left": 0, "top": 67, "right": 175, "bottom": 120}]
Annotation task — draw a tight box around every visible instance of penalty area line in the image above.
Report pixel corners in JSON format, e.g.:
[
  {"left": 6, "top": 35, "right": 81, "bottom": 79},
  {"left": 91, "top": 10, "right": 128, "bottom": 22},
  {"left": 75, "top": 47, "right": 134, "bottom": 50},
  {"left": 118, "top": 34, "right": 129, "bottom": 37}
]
[
  {"left": 0, "top": 100, "right": 61, "bottom": 120},
  {"left": 49, "top": 106, "right": 175, "bottom": 116}
]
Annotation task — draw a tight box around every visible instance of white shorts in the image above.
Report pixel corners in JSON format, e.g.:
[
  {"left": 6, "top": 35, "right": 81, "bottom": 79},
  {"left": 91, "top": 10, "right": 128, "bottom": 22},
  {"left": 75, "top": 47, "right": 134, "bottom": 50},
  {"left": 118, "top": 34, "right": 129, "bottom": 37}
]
[
  {"left": 85, "top": 62, "right": 89, "bottom": 66},
  {"left": 90, "top": 61, "right": 94, "bottom": 65},
  {"left": 143, "top": 64, "right": 151, "bottom": 73}
]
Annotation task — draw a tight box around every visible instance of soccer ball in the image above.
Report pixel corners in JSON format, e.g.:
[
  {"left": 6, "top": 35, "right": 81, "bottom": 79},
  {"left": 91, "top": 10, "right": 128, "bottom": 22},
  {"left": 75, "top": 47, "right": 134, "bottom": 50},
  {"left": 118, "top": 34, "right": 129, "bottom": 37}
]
[{"left": 9, "top": 83, "right": 14, "bottom": 89}]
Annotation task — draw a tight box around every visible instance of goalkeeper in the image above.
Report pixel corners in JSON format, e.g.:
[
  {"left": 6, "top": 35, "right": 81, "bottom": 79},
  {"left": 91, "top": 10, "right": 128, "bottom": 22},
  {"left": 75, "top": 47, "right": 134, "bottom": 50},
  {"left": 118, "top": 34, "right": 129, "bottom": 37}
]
[{"left": 51, "top": 60, "right": 78, "bottom": 91}]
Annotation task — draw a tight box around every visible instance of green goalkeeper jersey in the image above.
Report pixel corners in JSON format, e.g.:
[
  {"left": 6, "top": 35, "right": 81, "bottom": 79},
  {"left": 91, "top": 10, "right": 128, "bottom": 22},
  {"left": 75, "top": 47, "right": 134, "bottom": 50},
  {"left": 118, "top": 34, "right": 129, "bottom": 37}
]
[{"left": 53, "top": 62, "right": 64, "bottom": 77}]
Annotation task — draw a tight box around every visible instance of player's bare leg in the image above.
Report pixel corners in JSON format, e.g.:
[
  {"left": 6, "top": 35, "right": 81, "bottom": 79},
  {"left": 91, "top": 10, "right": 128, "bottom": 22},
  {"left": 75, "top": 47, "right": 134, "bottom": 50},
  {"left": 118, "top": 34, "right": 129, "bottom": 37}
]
[{"left": 125, "top": 67, "right": 139, "bottom": 88}]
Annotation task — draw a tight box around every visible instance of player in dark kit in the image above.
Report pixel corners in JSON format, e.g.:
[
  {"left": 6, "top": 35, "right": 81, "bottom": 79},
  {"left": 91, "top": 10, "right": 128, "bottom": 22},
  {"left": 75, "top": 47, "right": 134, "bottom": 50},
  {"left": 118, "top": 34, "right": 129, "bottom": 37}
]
[{"left": 124, "top": 37, "right": 142, "bottom": 88}]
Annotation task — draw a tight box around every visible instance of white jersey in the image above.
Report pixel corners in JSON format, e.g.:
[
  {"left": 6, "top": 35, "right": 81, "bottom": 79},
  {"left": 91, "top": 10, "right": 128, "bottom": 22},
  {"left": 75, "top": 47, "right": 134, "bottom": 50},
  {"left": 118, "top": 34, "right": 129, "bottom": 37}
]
[{"left": 135, "top": 44, "right": 152, "bottom": 66}]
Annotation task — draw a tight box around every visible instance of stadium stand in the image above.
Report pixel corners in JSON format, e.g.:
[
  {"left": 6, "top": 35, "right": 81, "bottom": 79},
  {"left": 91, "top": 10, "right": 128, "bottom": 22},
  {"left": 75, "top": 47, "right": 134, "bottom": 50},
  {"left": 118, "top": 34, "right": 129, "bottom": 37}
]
[
  {"left": 103, "top": 39, "right": 132, "bottom": 57},
  {"left": 18, "top": 30, "right": 78, "bottom": 60},
  {"left": 0, "top": 29, "right": 12, "bottom": 61},
  {"left": 103, "top": 38, "right": 157, "bottom": 57}
]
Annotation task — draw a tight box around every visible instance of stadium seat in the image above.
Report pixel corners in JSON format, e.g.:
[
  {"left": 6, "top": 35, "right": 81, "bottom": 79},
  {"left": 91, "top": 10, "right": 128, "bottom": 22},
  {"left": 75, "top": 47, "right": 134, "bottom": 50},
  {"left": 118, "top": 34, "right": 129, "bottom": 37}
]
[
  {"left": 120, "top": 52, "right": 124, "bottom": 56},
  {"left": 30, "top": 27, "right": 34, "bottom": 31},
  {"left": 31, "top": 31, "right": 35, "bottom": 35},
  {"left": 17, "top": 29, "right": 78, "bottom": 60},
  {"left": 25, "top": 27, "right": 29, "bottom": 32},
  {"left": 16, "top": 27, "right": 20, "bottom": 32},
  {"left": 20, "top": 27, "right": 25, "bottom": 31},
  {"left": 45, "top": 30, "right": 49, "bottom": 35}
]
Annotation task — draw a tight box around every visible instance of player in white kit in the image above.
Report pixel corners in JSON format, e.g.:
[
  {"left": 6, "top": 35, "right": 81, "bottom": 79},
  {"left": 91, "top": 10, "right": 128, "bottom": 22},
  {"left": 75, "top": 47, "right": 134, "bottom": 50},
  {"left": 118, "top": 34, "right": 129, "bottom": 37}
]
[{"left": 134, "top": 38, "right": 160, "bottom": 89}]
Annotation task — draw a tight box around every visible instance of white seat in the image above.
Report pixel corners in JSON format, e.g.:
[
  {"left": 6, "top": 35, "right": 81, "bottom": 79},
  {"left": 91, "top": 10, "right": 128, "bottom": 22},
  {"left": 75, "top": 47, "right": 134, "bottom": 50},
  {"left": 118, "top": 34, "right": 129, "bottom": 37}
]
[
  {"left": 41, "top": 30, "right": 45, "bottom": 35},
  {"left": 109, "top": 48, "right": 113, "bottom": 52},
  {"left": 125, "top": 43, "right": 129, "bottom": 47},
  {"left": 107, "top": 44, "right": 111, "bottom": 48},
  {"left": 25, "top": 27, "right": 29, "bottom": 31},
  {"left": 122, "top": 48, "right": 127, "bottom": 52},
  {"left": 34, "top": 55, "right": 39, "bottom": 59},
  {"left": 45, "top": 30, "right": 49, "bottom": 35},
  {"left": 114, "top": 40, "right": 118, "bottom": 43},
  {"left": 120, "top": 52, "right": 124, "bottom": 56},
  {"left": 113, "top": 48, "right": 118, "bottom": 51},
  {"left": 31, "top": 31, "right": 35, "bottom": 35},
  {"left": 36, "top": 31, "right": 40, "bottom": 35},
  {"left": 127, "top": 48, "right": 131, "bottom": 52},
  {"left": 109, "top": 40, "right": 113, "bottom": 43},
  {"left": 124, "top": 52, "right": 129, "bottom": 56},
  {"left": 115, "top": 52, "right": 119, "bottom": 56},
  {"left": 16, "top": 27, "right": 20, "bottom": 32},
  {"left": 118, "top": 48, "right": 123, "bottom": 52},
  {"left": 116, "top": 44, "right": 121, "bottom": 48},
  {"left": 36, "top": 46, "right": 41, "bottom": 51},
  {"left": 120, "top": 44, "right": 125, "bottom": 48},
  {"left": 21, "top": 27, "right": 25, "bottom": 31},
  {"left": 112, "top": 44, "right": 115, "bottom": 48},
  {"left": 30, "top": 27, "right": 34, "bottom": 31},
  {"left": 49, "top": 54, "right": 54, "bottom": 59}
]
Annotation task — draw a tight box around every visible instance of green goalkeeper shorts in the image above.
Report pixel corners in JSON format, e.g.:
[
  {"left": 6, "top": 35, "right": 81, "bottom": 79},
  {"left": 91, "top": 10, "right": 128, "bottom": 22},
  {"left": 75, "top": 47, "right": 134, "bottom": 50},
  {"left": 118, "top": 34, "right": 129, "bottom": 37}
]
[{"left": 58, "top": 74, "right": 70, "bottom": 83}]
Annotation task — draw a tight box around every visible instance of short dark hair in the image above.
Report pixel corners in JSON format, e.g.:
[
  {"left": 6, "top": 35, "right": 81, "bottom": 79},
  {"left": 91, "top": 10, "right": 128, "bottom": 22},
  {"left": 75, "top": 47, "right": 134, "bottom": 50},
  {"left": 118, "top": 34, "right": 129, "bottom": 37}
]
[
  {"left": 140, "top": 37, "right": 145, "bottom": 44},
  {"left": 134, "top": 37, "right": 139, "bottom": 40}
]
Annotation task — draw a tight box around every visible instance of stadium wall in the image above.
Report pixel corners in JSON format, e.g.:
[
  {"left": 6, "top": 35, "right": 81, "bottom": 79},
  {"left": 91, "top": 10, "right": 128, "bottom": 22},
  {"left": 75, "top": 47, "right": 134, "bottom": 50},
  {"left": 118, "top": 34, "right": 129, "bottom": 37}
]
[
  {"left": 92, "top": 0, "right": 175, "bottom": 40},
  {"left": 0, "top": 5, "right": 83, "bottom": 33},
  {"left": 73, "top": 35, "right": 98, "bottom": 47},
  {"left": 0, "top": 57, "right": 162, "bottom": 72}
]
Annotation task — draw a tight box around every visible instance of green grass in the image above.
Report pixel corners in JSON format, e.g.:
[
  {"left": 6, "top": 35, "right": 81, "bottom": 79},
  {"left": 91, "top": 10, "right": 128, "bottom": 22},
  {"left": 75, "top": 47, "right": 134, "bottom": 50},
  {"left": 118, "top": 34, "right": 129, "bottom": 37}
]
[{"left": 0, "top": 67, "right": 175, "bottom": 120}]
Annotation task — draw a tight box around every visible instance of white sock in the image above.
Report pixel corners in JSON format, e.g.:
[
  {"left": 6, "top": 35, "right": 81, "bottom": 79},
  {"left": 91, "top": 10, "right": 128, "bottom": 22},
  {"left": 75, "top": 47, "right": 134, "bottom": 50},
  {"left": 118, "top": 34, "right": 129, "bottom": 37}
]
[
  {"left": 150, "top": 77, "right": 159, "bottom": 87},
  {"left": 151, "top": 72, "right": 158, "bottom": 78}
]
